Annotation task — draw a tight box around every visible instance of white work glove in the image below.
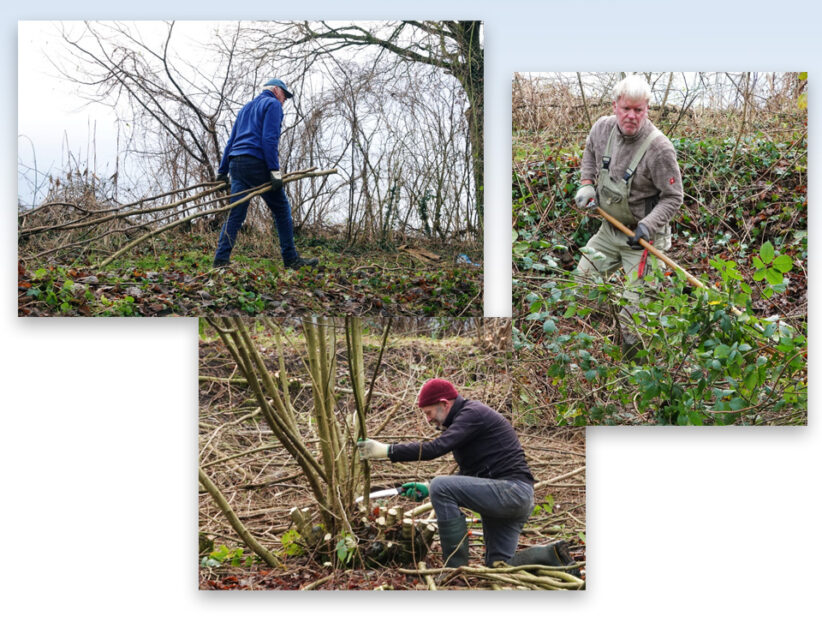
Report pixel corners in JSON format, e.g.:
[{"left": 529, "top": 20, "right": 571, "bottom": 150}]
[
  {"left": 574, "top": 184, "right": 596, "bottom": 209},
  {"left": 357, "top": 438, "right": 390, "bottom": 460},
  {"left": 270, "top": 170, "right": 283, "bottom": 192}
]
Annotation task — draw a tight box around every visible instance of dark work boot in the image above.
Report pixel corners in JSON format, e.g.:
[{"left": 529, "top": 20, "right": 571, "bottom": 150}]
[
  {"left": 507, "top": 540, "right": 581, "bottom": 577},
  {"left": 285, "top": 256, "right": 319, "bottom": 270},
  {"left": 437, "top": 515, "right": 470, "bottom": 568},
  {"left": 212, "top": 258, "right": 230, "bottom": 269}
]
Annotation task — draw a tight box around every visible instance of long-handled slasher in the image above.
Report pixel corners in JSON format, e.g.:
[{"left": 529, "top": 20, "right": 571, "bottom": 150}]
[
  {"left": 587, "top": 204, "right": 799, "bottom": 349},
  {"left": 591, "top": 204, "right": 766, "bottom": 324},
  {"left": 593, "top": 206, "right": 732, "bottom": 305}
]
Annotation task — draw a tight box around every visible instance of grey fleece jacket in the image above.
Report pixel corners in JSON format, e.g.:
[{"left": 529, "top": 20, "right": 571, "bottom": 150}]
[{"left": 581, "top": 115, "right": 684, "bottom": 236}]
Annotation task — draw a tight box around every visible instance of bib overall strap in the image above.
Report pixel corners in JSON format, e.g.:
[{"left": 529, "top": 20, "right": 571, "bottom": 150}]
[
  {"left": 623, "top": 129, "right": 661, "bottom": 183},
  {"left": 601, "top": 125, "right": 618, "bottom": 171}
]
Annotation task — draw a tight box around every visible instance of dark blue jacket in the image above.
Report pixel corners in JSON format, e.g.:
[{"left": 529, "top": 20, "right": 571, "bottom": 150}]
[
  {"left": 218, "top": 90, "right": 283, "bottom": 174},
  {"left": 389, "top": 396, "right": 535, "bottom": 484}
]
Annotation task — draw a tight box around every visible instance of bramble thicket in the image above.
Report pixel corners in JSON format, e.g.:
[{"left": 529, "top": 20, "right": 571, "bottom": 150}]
[{"left": 512, "top": 72, "right": 807, "bottom": 425}]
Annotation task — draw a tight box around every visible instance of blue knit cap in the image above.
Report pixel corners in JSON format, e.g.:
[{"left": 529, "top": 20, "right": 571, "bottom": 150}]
[{"left": 263, "top": 78, "right": 293, "bottom": 99}]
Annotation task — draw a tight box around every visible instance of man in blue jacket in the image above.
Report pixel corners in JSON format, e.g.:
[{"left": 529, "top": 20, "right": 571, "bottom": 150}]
[
  {"left": 213, "top": 78, "right": 317, "bottom": 270},
  {"left": 358, "top": 379, "right": 576, "bottom": 571}
]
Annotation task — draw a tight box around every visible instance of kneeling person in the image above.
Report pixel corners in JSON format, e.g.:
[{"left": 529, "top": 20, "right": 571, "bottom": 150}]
[{"left": 358, "top": 379, "right": 568, "bottom": 569}]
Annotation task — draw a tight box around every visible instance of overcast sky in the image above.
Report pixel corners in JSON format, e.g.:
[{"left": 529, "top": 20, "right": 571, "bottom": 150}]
[
  {"left": 17, "top": 21, "right": 225, "bottom": 206},
  {"left": 17, "top": 21, "right": 119, "bottom": 205}
]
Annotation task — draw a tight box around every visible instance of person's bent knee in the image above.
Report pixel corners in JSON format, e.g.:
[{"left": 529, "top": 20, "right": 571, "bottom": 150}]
[
  {"left": 428, "top": 475, "right": 448, "bottom": 502},
  {"left": 429, "top": 475, "right": 465, "bottom": 504}
]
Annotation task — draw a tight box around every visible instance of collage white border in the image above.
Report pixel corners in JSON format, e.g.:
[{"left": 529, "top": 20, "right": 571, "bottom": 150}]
[{"left": 5, "top": 2, "right": 818, "bottom": 632}]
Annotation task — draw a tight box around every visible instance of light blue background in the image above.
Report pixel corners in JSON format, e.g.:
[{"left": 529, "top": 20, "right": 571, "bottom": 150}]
[{"left": 4, "top": 2, "right": 818, "bottom": 632}]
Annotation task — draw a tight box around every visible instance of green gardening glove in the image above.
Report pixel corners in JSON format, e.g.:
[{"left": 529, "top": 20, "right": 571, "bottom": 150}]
[{"left": 399, "top": 482, "right": 429, "bottom": 502}]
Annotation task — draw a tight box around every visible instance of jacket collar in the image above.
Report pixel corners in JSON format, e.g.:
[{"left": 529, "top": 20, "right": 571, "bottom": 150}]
[{"left": 443, "top": 395, "right": 466, "bottom": 429}]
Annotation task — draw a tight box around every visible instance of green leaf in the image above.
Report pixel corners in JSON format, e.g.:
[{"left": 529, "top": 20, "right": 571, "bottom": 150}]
[
  {"left": 688, "top": 411, "right": 704, "bottom": 425},
  {"left": 764, "top": 268, "right": 784, "bottom": 286},
  {"left": 759, "top": 241, "right": 775, "bottom": 265},
  {"left": 542, "top": 318, "right": 557, "bottom": 334},
  {"left": 513, "top": 241, "right": 531, "bottom": 256},
  {"left": 280, "top": 529, "right": 304, "bottom": 556},
  {"left": 743, "top": 369, "right": 759, "bottom": 391},
  {"left": 772, "top": 254, "right": 793, "bottom": 273}
]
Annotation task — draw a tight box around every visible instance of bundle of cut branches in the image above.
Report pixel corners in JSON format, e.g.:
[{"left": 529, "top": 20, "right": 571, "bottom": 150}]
[{"left": 19, "top": 167, "right": 336, "bottom": 267}]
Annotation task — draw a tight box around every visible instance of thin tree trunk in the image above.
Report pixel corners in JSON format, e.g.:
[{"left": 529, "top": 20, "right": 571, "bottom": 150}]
[
  {"left": 576, "top": 73, "right": 592, "bottom": 130},
  {"left": 198, "top": 466, "right": 280, "bottom": 567}
]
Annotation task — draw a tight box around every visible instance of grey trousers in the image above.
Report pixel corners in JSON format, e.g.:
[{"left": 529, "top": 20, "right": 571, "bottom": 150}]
[{"left": 429, "top": 475, "right": 534, "bottom": 566}]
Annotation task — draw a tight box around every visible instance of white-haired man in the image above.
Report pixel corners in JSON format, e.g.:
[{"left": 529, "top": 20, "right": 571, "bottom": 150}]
[
  {"left": 573, "top": 74, "right": 684, "bottom": 357},
  {"left": 212, "top": 78, "right": 317, "bottom": 270}
]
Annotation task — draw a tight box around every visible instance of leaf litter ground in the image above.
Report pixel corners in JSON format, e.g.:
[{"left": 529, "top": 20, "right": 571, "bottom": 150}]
[{"left": 18, "top": 233, "right": 482, "bottom": 317}]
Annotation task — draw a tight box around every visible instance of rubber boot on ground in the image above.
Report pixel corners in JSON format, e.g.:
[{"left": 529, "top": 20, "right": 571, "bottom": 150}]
[
  {"left": 437, "top": 515, "right": 469, "bottom": 568},
  {"left": 507, "top": 540, "right": 581, "bottom": 577}
]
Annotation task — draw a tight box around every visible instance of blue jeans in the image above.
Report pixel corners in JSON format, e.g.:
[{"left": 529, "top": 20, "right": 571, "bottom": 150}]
[
  {"left": 214, "top": 155, "right": 298, "bottom": 263},
  {"left": 429, "top": 475, "right": 534, "bottom": 566}
]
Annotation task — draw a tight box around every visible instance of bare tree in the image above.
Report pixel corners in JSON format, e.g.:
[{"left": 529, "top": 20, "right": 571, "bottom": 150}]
[
  {"left": 33, "top": 21, "right": 479, "bottom": 244},
  {"left": 55, "top": 22, "right": 238, "bottom": 193},
  {"left": 238, "top": 20, "right": 484, "bottom": 228}
]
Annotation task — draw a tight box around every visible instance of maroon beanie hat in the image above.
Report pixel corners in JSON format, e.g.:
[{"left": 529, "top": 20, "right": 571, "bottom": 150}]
[{"left": 417, "top": 378, "right": 459, "bottom": 407}]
